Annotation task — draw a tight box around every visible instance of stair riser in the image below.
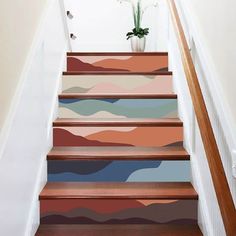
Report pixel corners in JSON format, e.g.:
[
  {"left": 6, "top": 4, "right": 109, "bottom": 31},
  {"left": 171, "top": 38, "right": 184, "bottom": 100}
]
[
  {"left": 53, "top": 127, "right": 183, "bottom": 147},
  {"left": 40, "top": 199, "right": 197, "bottom": 224},
  {"left": 59, "top": 99, "right": 178, "bottom": 119},
  {"left": 67, "top": 54, "right": 168, "bottom": 72},
  {"left": 47, "top": 160, "right": 190, "bottom": 182},
  {"left": 62, "top": 75, "right": 173, "bottom": 94}
]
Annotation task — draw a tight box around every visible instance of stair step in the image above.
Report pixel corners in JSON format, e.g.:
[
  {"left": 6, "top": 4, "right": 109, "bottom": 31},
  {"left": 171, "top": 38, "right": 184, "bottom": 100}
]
[
  {"left": 53, "top": 118, "right": 183, "bottom": 127},
  {"left": 40, "top": 182, "right": 197, "bottom": 199},
  {"left": 53, "top": 118, "right": 183, "bottom": 147},
  {"left": 59, "top": 93, "right": 177, "bottom": 99},
  {"left": 36, "top": 224, "right": 203, "bottom": 236},
  {"left": 47, "top": 147, "right": 190, "bottom": 182},
  {"left": 62, "top": 74, "right": 173, "bottom": 95},
  {"left": 39, "top": 182, "right": 197, "bottom": 224},
  {"left": 47, "top": 146, "right": 189, "bottom": 161},
  {"left": 66, "top": 52, "right": 169, "bottom": 73},
  {"left": 59, "top": 94, "right": 178, "bottom": 119}
]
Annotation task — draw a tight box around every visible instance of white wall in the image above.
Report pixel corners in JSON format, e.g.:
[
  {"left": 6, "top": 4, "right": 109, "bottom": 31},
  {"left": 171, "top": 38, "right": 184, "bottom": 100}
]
[
  {"left": 178, "top": 0, "right": 236, "bottom": 131},
  {"left": 64, "top": 0, "right": 168, "bottom": 52},
  {"left": 0, "top": 0, "right": 68, "bottom": 235},
  {"left": 0, "top": 0, "right": 48, "bottom": 130}
]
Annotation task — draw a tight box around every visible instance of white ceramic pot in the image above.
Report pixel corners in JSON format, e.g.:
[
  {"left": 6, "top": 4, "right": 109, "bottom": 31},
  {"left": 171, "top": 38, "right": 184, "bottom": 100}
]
[{"left": 130, "top": 36, "right": 146, "bottom": 52}]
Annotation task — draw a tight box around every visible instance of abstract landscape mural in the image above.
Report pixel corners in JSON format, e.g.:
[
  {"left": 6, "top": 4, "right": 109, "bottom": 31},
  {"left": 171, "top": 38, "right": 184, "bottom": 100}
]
[
  {"left": 37, "top": 52, "right": 199, "bottom": 233},
  {"left": 48, "top": 160, "right": 190, "bottom": 182},
  {"left": 53, "top": 127, "right": 183, "bottom": 147},
  {"left": 67, "top": 54, "right": 168, "bottom": 72},
  {"left": 41, "top": 199, "right": 197, "bottom": 224},
  {"left": 62, "top": 75, "right": 173, "bottom": 94},
  {"left": 59, "top": 99, "right": 178, "bottom": 119}
]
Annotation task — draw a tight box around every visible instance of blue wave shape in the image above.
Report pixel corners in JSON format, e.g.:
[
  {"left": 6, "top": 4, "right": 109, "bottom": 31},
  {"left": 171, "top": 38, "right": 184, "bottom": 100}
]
[
  {"left": 127, "top": 161, "right": 190, "bottom": 182},
  {"left": 48, "top": 161, "right": 161, "bottom": 182},
  {"left": 48, "top": 160, "right": 113, "bottom": 174}
]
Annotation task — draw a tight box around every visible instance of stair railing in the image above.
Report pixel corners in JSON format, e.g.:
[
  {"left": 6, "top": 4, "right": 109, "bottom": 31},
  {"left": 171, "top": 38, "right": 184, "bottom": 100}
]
[{"left": 167, "top": 0, "right": 236, "bottom": 235}]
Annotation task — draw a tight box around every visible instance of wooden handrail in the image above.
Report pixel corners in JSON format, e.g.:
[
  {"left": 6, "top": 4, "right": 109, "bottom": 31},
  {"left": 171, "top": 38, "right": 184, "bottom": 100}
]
[{"left": 167, "top": 1, "right": 236, "bottom": 235}]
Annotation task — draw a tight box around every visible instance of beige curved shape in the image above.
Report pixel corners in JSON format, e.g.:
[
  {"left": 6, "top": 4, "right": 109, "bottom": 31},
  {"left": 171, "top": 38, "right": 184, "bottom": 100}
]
[
  {"left": 63, "top": 127, "right": 137, "bottom": 137},
  {"left": 59, "top": 107, "right": 126, "bottom": 119}
]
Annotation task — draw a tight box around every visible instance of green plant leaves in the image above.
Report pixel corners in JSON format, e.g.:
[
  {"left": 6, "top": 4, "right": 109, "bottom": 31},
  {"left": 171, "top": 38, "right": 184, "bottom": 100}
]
[
  {"left": 136, "top": 1, "right": 141, "bottom": 31},
  {"left": 120, "top": 0, "right": 157, "bottom": 40},
  {"left": 126, "top": 1, "right": 150, "bottom": 40},
  {"left": 126, "top": 27, "right": 149, "bottom": 40}
]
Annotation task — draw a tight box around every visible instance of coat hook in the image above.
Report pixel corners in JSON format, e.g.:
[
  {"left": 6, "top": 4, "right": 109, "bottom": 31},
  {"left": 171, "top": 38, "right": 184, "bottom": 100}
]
[
  {"left": 67, "top": 11, "right": 74, "bottom": 19},
  {"left": 70, "top": 33, "right": 77, "bottom": 40}
]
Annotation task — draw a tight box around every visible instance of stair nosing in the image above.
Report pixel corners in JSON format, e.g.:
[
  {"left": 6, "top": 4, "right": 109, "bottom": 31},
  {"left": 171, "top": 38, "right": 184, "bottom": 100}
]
[
  {"left": 67, "top": 52, "right": 168, "bottom": 56},
  {"left": 40, "top": 196, "right": 197, "bottom": 200},
  {"left": 63, "top": 71, "right": 173, "bottom": 76},
  {"left": 47, "top": 146, "right": 190, "bottom": 161},
  {"left": 59, "top": 93, "right": 177, "bottom": 99},
  {"left": 39, "top": 182, "right": 198, "bottom": 200},
  {"left": 53, "top": 118, "right": 183, "bottom": 127}
]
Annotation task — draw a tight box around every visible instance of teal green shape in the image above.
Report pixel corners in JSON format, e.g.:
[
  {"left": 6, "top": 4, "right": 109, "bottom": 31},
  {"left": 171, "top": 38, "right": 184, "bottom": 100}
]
[{"left": 59, "top": 99, "right": 177, "bottom": 118}]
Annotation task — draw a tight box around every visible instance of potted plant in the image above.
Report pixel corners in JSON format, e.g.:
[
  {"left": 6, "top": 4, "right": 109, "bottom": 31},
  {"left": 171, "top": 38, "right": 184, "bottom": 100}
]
[{"left": 118, "top": 0, "right": 158, "bottom": 52}]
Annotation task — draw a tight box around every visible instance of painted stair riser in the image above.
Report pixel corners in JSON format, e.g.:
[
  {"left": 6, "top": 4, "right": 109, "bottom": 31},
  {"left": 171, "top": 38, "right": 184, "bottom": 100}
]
[
  {"left": 48, "top": 160, "right": 190, "bottom": 182},
  {"left": 40, "top": 199, "right": 197, "bottom": 224},
  {"left": 59, "top": 99, "right": 178, "bottom": 119},
  {"left": 62, "top": 75, "right": 173, "bottom": 94},
  {"left": 53, "top": 127, "right": 183, "bottom": 147},
  {"left": 67, "top": 54, "right": 168, "bottom": 72}
]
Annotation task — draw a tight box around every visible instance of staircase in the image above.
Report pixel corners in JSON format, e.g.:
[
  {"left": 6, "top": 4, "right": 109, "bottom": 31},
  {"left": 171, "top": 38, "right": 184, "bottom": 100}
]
[{"left": 36, "top": 52, "right": 202, "bottom": 235}]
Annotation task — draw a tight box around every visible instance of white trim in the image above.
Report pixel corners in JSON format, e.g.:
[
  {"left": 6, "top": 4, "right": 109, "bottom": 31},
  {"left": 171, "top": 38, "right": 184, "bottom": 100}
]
[
  {"left": 232, "top": 150, "right": 236, "bottom": 178},
  {"left": 46, "top": 54, "right": 65, "bottom": 140},
  {"left": 0, "top": 0, "right": 54, "bottom": 161},
  {"left": 191, "top": 153, "right": 214, "bottom": 236},
  {"left": 25, "top": 155, "right": 47, "bottom": 236},
  {"left": 25, "top": 49, "right": 66, "bottom": 236},
  {"left": 176, "top": 1, "right": 236, "bottom": 178},
  {"left": 59, "top": 0, "right": 72, "bottom": 52}
]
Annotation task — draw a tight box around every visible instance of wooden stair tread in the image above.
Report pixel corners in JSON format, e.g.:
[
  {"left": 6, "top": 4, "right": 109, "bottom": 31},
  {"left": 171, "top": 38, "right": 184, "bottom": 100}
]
[
  {"left": 47, "top": 146, "right": 190, "bottom": 160},
  {"left": 39, "top": 182, "right": 198, "bottom": 200},
  {"left": 59, "top": 93, "right": 177, "bottom": 99},
  {"left": 53, "top": 118, "right": 183, "bottom": 127},
  {"left": 63, "top": 71, "right": 172, "bottom": 75},
  {"left": 36, "top": 224, "right": 203, "bottom": 236},
  {"left": 67, "top": 52, "right": 168, "bottom": 56}
]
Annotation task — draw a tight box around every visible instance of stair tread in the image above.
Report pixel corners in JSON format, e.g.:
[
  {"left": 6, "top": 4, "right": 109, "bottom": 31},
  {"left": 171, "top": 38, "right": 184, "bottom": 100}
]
[
  {"left": 36, "top": 224, "right": 203, "bottom": 236},
  {"left": 59, "top": 93, "right": 177, "bottom": 99},
  {"left": 39, "top": 182, "right": 198, "bottom": 200},
  {"left": 67, "top": 52, "right": 168, "bottom": 56},
  {"left": 63, "top": 71, "right": 172, "bottom": 75},
  {"left": 47, "top": 146, "right": 190, "bottom": 160},
  {"left": 53, "top": 118, "right": 183, "bottom": 127}
]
